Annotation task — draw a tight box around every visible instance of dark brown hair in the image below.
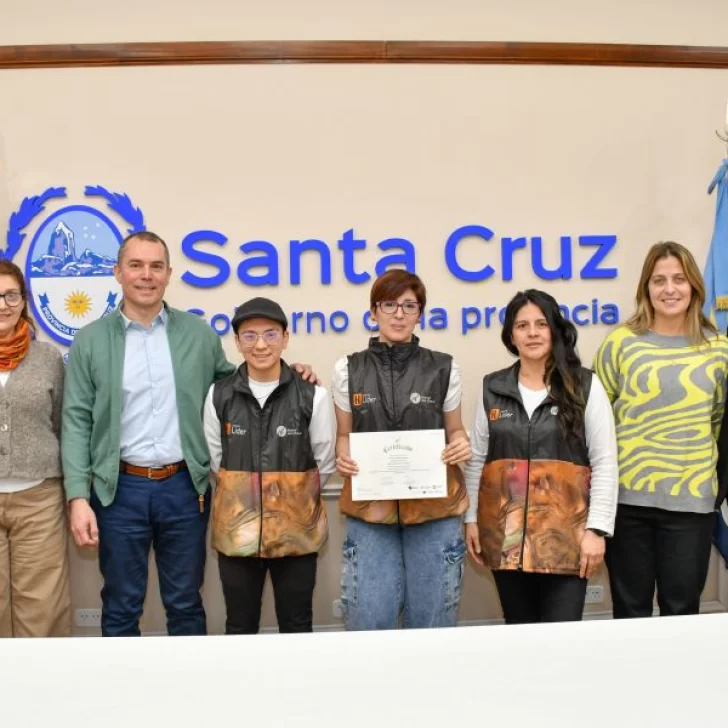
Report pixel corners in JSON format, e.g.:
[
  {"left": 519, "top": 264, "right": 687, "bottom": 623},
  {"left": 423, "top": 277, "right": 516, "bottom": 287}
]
[
  {"left": 0, "top": 259, "right": 35, "bottom": 335},
  {"left": 369, "top": 270, "right": 426, "bottom": 310},
  {"left": 502, "top": 289, "right": 585, "bottom": 440}
]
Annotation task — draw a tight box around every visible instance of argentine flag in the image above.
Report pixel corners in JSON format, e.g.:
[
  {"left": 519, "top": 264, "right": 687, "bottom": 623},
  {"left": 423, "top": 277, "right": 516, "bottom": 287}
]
[{"left": 704, "top": 158, "right": 728, "bottom": 566}]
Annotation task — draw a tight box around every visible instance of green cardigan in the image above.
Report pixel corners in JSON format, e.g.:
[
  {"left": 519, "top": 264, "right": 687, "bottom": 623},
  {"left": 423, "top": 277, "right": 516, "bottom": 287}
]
[{"left": 62, "top": 304, "right": 235, "bottom": 505}]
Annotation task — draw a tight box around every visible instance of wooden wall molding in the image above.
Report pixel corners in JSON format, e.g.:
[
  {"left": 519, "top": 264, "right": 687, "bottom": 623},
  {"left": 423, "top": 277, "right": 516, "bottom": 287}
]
[{"left": 1, "top": 40, "right": 728, "bottom": 70}]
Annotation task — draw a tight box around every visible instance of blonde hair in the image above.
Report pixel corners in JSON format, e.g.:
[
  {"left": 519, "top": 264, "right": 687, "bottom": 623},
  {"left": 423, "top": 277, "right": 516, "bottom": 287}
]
[{"left": 625, "top": 241, "right": 716, "bottom": 346}]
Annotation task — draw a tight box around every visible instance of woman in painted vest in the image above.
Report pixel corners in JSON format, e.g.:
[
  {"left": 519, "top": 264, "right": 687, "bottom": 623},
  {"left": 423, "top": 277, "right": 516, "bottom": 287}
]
[
  {"left": 333, "top": 270, "right": 471, "bottom": 630},
  {"left": 594, "top": 241, "right": 728, "bottom": 618},
  {"left": 0, "top": 260, "right": 70, "bottom": 637},
  {"left": 464, "top": 289, "right": 618, "bottom": 623}
]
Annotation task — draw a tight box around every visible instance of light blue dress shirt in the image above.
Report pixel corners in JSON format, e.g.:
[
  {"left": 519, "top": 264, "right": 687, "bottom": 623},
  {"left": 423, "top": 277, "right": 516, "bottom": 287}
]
[{"left": 119, "top": 307, "right": 184, "bottom": 467}]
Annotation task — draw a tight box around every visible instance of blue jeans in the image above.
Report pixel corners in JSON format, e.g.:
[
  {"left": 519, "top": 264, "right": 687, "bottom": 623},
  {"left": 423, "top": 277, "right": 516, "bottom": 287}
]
[
  {"left": 91, "top": 470, "right": 210, "bottom": 637},
  {"left": 341, "top": 516, "right": 465, "bottom": 630}
]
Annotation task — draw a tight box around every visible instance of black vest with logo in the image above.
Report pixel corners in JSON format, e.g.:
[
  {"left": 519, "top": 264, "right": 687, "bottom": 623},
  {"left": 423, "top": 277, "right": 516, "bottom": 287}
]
[
  {"left": 340, "top": 336, "right": 468, "bottom": 525},
  {"left": 478, "top": 363, "right": 593, "bottom": 575},
  {"left": 212, "top": 361, "right": 327, "bottom": 558}
]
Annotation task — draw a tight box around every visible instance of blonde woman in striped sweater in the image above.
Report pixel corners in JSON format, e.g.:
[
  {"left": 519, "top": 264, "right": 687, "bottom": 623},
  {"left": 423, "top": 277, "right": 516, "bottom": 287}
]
[{"left": 594, "top": 241, "right": 728, "bottom": 618}]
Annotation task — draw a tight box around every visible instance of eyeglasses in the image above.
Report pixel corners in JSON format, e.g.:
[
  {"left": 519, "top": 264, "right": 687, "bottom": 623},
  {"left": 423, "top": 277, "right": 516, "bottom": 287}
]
[
  {"left": 0, "top": 291, "right": 23, "bottom": 307},
  {"left": 238, "top": 330, "right": 283, "bottom": 348},
  {"left": 376, "top": 301, "right": 421, "bottom": 316}
]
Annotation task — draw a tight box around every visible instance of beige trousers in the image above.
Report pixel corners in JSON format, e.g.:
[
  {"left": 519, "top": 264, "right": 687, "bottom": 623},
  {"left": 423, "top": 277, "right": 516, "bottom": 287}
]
[{"left": 0, "top": 478, "right": 72, "bottom": 637}]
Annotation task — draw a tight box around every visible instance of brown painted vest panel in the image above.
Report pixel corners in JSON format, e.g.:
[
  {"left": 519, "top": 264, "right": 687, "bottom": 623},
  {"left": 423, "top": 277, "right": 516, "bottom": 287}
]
[
  {"left": 213, "top": 468, "right": 327, "bottom": 558},
  {"left": 212, "top": 362, "right": 327, "bottom": 558},
  {"left": 477, "top": 458, "right": 591, "bottom": 575},
  {"left": 477, "top": 364, "right": 592, "bottom": 575}
]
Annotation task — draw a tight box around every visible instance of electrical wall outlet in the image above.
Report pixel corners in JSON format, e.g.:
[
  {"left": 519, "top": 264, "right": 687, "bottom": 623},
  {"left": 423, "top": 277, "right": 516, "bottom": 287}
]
[
  {"left": 74, "top": 608, "right": 102, "bottom": 628},
  {"left": 585, "top": 585, "right": 604, "bottom": 604},
  {"left": 332, "top": 599, "right": 344, "bottom": 618}
]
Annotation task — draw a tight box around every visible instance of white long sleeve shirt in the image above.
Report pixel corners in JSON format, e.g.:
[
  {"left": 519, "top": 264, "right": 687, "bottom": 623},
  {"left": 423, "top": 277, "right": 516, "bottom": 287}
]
[{"left": 463, "top": 373, "right": 619, "bottom": 535}]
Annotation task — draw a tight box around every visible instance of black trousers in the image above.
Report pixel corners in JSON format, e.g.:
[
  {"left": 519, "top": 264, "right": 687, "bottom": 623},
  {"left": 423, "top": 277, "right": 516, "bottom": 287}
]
[
  {"left": 493, "top": 570, "right": 587, "bottom": 624},
  {"left": 218, "top": 552, "right": 318, "bottom": 634},
  {"left": 606, "top": 504, "right": 715, "bottom": 619}
]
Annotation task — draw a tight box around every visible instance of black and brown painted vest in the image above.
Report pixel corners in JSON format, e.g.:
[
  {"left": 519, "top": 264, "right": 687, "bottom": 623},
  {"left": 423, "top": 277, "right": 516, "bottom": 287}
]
[
  {"left": 212, "top": 361, "right": 327, "bottom": 558},
  {"left": 340, "top": 336, "right": 468, "bottom": 525},
  {"left": 478, "top": 364, "right": 593, "bottom": 576}
]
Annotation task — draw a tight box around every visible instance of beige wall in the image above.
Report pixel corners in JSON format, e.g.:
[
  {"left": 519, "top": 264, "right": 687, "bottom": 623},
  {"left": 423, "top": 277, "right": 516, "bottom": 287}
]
[
  {"left": 1, "top": 1, "right": 728, "bottom": 633},
  {"left": 3, "top": 0, "right": 728, "bottom": 45}
]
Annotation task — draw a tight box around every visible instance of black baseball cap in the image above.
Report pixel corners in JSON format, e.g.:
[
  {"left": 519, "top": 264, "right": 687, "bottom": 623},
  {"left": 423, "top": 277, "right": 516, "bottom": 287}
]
[{"left": 231, "top": 297, "right": 288, "bottom": 333}]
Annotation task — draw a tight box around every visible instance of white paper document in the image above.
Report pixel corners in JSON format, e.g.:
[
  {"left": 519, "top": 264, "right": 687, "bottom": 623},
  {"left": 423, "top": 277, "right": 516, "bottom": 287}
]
[{"left": 349, "top": 429, "right": 447, "bottom": 501}]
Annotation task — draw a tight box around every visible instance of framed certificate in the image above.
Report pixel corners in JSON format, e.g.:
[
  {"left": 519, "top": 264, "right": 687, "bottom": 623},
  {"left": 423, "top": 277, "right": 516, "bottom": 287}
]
[{"left": 349, "top": 429, "right": 447, "bottom": 501}]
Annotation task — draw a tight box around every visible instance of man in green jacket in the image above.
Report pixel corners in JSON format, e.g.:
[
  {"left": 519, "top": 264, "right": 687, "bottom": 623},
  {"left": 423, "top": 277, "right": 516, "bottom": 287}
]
[{"left": 62, "top": 231, "right": 235, "bottom": 636}]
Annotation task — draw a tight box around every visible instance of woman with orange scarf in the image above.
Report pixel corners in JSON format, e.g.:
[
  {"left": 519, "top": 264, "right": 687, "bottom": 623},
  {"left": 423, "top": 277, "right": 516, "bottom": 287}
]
[{"left": 0, "top": 260, "right": 70, "bottom": 636}]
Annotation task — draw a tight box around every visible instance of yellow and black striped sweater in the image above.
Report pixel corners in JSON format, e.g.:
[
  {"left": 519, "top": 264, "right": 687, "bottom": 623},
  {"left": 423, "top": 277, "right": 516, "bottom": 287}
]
[{"left": 594, "top": 326, "right": 728, "bottom": 513}]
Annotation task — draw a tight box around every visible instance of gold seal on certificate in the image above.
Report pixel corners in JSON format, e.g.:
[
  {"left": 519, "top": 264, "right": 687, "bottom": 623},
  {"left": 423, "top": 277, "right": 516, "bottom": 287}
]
[{"left": 349, "top": 429, "right": 447, "bottom": 501}]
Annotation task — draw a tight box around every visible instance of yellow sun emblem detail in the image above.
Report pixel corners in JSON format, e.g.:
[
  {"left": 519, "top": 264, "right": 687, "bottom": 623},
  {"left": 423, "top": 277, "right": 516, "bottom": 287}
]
[{"left": 64, "top": 291, "right": 92, "bottom": 318}]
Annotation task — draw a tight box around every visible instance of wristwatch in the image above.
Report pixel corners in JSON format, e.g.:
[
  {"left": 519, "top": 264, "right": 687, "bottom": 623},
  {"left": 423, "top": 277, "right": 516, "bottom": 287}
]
[{"left": 588, "top": 528, "right": 608, "bottom": 538}]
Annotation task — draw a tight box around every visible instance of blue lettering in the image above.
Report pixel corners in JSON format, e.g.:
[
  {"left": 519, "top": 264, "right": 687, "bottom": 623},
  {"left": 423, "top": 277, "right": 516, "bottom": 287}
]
[
  {"left": 306, "top": 311, "right": 326, "bottom": 333},
  {"left": 580, "top": 235, "right": 618, "bottom": 279},
  {"left": 572, "top": 303, "right": 589, "bottom": 326},
  {"left": 211, "top": 313, "right": 231, "bottom": 335},
  {"left": 461, "top": 307, "right": 481, "bottom": 335},
  {"left": 363, "top": 311, "right": 378, "bottom": 332},
  {"left": 330, "top": 311, "right": 350, "bottom": 332},
  {"left": 532, "top": 236, "right": 573, "bottom": 280},
  {"left": 290, "top": 238, "right": 332, "bottom": 285},
  {"left": 237, "top": 241, "right": 279, "bottom": 286},
  {"left": 485, "top": 306, "right": 498, "bottom": 327},
  {"left": 429, "top": 307, "right": 448, "bottom": 330},
  {"left": 445, "top": 225, "right": 495, "bottom": 282},
  {"left": 501, "top": 237, "right": 527, "bottom": 281},
  {"left": 181, "top": 230, "right": 231, "bottom": 288},
  {"left": 339, "top": 228, "right": 370, "bottom": 284},
  {"left": 291, "top": 311, "right": 304, "bottom": 333},
  {"left": 601, "top": 303, "right": 619, "bottom": 325},
  {"left": 375, "top": 238, "right": 416, "bottom": 276}
]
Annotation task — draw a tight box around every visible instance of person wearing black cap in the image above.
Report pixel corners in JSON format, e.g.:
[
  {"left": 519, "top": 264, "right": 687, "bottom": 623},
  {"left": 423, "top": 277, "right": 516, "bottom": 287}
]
[{"left": 203, "top": 296, "right": 336, "bottom": 633}]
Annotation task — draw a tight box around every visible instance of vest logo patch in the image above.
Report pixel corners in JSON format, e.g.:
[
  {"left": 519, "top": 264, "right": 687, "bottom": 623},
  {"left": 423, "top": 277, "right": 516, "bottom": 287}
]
[
  {"left": 352, "top": 393, "right": 376, "bottom": 407},
  {"left": 225, "top": 422, "right": 247, "bottom": 436},
  {"left": 276, "top": 425, "right": 302, "bottom": 437},
  {"left": 550, "top": 406, "right": 559, "bottom": 415},
  {"left": 489, "top": 408, "right": 513, "bottom": 421},
  {"left": 410, "top": 392, "right": 436, "bottom": 405}
]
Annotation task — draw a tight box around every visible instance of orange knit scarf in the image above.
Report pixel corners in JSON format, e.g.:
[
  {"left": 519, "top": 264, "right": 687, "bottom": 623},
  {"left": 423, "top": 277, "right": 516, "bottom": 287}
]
[{"left": 0, "top": 319, "right": 31, "bottom": 371}]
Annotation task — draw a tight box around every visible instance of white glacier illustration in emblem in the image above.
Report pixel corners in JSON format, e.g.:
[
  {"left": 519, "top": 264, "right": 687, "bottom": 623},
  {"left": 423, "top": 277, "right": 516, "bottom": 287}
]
[
  {"left": 49, "top": 221, "right": 76, "bottom": 262},
  {"left": 31, "top": 221, "right": 117, "bottom": 277}
]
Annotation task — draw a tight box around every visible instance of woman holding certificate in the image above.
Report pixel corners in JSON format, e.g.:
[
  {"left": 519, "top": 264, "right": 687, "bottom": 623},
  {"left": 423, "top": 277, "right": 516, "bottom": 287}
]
[
  {"left": 333, "top": 270, "right": 471, "bottom": 630},
  {"left": 464, "top": 289, "right": 618, "bottom": 623}
]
